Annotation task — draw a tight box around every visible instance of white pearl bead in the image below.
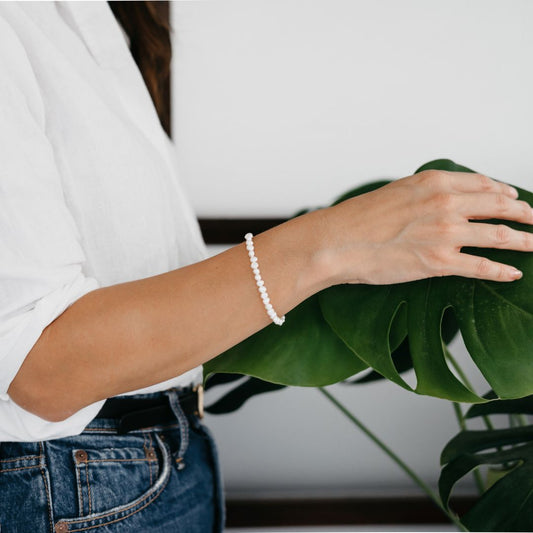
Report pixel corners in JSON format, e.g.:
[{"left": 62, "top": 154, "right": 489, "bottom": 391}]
[{"left": 245, "top": 232, "right": 285, "bottom": 327}]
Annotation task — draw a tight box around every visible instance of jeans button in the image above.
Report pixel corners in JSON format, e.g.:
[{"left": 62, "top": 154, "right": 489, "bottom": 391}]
[
  {"left": 146, "top": 448, "right": 157, "bottom": 460},
  {"left": 55, "top": 522, "right": 69, "bottom": 533},
  {"left": 74, "top": 450, "right": 88, "bottom": 463}
]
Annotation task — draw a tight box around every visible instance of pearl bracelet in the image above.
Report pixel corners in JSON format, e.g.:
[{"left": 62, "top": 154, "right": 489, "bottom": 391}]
[{"left": 244, "top": 233, "right": 285, "bottom": 326}]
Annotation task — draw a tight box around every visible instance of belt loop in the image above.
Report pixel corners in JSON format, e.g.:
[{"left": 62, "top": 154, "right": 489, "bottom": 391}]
[
  {"left": 193, "top": 383, "right": 205, "bottom": 419},
  {"left": 164, "top": 388, "right": 190, "bottom": 468}
]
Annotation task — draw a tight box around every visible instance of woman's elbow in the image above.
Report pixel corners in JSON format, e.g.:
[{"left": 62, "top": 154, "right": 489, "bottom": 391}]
[
  {"left": 8, "top": 374, "right": 78, "bottom": 422},
  {"left": 7, "top": 333, "right": 82, "bottom": 422}
]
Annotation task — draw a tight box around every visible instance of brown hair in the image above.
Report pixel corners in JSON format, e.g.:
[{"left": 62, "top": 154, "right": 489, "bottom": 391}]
[{"left": 107, "top": 1, "right": 172, "bottom": 136}]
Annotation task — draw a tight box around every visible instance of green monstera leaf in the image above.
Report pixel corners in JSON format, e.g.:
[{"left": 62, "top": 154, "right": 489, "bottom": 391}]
[
  {"left": 319, "top": 160, "right": 533, "bottom": 401},
  {"left": 439, "top": 394, "right": 533, "bottom": 531},
  {"left": 204, "top": 160, "right": 533, "bottom": 402},
  {"left": 205, "top": 292, "right": 368, "bottom": 387}
]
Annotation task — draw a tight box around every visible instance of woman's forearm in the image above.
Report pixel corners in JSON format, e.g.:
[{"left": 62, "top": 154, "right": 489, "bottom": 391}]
[{"left": 8, "top": 209, "right": 332, "bottom": 421}]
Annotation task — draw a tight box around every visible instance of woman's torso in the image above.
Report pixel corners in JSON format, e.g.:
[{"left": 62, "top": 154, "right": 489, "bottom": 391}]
[{"left": 0, "top": 1, "right": 207, "bottom": 395}]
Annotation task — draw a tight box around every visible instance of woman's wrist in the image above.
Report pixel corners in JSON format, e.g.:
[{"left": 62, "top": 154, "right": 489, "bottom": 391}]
[{"left": 278, "top": 207, "right": 349, "bottom": 295}]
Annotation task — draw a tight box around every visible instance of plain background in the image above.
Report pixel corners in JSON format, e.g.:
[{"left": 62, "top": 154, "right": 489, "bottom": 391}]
[{"left": 169, "top": 0, "right": 533, "bottom": 498}]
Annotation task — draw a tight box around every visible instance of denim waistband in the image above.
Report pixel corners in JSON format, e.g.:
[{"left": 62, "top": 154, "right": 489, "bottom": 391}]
[
  {"left": 0, "top": 387, "right": 198, "bottom": 466},
  {"left": 86, "top": 386, "right": 198, "bottom": 437}
]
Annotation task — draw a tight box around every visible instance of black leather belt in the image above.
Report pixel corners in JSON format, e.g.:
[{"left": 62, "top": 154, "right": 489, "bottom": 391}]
[{"left": 95, "top": 385, "right": 204, "bottom": 434}]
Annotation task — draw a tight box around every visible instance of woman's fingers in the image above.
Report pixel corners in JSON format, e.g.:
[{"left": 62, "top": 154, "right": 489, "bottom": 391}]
[
  {"left": 450, "top": 253, "right": 523, "bottom": 282},
  {"left": 455, "top": 193, "right": 533, "bottom": 224},
  {"left": 329, "top": 170, "right": 532, "bottom": 286},
  {"left": 458, "top": 222, "right": 533, "bottom": 251},
  {"left": 417, "top": 171, "right": 531, "bottom": 222},
  {"left": 429, "top": 171, "right": 519, "bottom": 198}
]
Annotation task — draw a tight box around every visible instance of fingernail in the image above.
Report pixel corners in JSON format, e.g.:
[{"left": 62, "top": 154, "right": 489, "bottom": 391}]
[{"left": 510, "top": 268, "right": 523, "bottom": 280}]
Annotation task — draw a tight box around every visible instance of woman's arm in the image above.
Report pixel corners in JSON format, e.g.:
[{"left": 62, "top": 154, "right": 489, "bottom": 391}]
[{"left": 9, "top": 170, "right": 533, "bottom": 422}]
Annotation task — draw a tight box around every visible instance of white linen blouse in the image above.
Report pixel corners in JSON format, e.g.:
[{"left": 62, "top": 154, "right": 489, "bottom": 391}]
[{"left": 0, "top": 1, "right": 208, "bottom": 442}]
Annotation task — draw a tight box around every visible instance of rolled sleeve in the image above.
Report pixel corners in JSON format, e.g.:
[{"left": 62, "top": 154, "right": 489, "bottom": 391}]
[
  {"left": 0, "top": 396, "right": 105, "bottom": 443},
  {"left": 0, "top": 17, "right": 103, "bottom": 441},
  {"left": 0, "top": 273, "right": 99, "bottom": 399}
]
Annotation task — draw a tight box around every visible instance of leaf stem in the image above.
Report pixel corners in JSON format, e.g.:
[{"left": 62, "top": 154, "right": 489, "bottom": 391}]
[
  {"left": 451, "top": 402, "right": 485, "bottom": 495},
  {"left": 510, "top": 414, "right": 528, "bottom": 427},
  {"left": 318, "top": 387, "right": 467, "bottom": 531},
  {"left": 443, "top": 348, "right": 494, "bottom": 431}
]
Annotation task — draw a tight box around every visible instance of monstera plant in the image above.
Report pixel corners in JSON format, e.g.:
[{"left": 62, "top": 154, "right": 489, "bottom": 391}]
[{"left": 204, "top": 159, "right": 533, "bottom": 531}]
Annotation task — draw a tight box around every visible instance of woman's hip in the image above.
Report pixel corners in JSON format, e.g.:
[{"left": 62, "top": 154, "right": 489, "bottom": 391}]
[{"left": 0, "top": 387, "right": 225, "bottom": 533}]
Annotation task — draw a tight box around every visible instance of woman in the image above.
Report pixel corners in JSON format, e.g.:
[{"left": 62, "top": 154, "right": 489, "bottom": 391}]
[{"left": 0, "top": 2, "right": 531, "bottom": 532}]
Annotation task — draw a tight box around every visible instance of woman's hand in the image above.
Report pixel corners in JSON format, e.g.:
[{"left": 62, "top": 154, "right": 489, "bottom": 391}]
[{"left": 321, "top": 170, "right": 533, "bottom": 286}]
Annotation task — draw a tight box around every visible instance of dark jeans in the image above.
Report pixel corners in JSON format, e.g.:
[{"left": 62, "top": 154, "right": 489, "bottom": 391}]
[{"left": 0, "top": 389, "right": 225, "bottom": 532}]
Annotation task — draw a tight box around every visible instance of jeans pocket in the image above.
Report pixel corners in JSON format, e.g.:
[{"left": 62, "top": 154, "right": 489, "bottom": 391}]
[
  {"left": 0, "top": 449, "right": 53, "bottom": 533},
  {"left": 54, "top": 433, "right": 172, "bottom": 531}
]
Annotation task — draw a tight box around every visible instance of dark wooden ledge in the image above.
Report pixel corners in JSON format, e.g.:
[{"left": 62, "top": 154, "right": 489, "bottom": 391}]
[
  {"left": 225, "top": 496, "right": 476, "bottom": 528},
  {"left": 198, "top": 218, "right": 288, "bottom": 245}
]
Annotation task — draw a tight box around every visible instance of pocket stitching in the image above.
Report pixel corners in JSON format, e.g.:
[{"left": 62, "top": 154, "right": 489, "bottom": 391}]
[
  {"left": 85, "top": 462, "right": 92, "bottom": 516},
  {"left": 0, "top": 455, "right": 41, "bottom": 463},
  {"left": 65, "top": 476, "right": 171, "bottom": 533},
  {"left": 76, "top": 463, "right": 84, "bottom": 518},
  {"left": 146, "top": 433, "right": 153, "bottom": 486},
  {"left": 39, "top": 446, "right": 55, "bottom": 533},
  {"left": 84, "top": 458, "right": 151, "bottom": 463},
  {"left": 0, "top": 465, "right": 40, "bottom": 473},
  {"left": 57, "top": 434, "right": 171, "bottom": 532},
  {"left": 73, "top": 450, "right": 154, "bottom": 515}
]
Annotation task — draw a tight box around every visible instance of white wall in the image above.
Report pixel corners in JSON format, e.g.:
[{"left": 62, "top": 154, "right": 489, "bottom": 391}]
[{"left": 170, "top": 0, "right": 533, "bottom": 497}]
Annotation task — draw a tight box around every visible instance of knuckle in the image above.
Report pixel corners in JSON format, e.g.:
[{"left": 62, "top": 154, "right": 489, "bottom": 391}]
[
  {"left": 521, "top": 201, "right": 532, "bottom": 218},
  {"left": 432, "top": 192, "right": 455, "bottom": 211},
  {"left": 494, "top": 224, "right": 511, "bottom": 245},
  {"left": 420, "top": 169, "right": 439, "bottom": 180},
  {"left": 423, "top": 247, "right": 450, "bottom": 275},
  {"left": 419, "top": 169, "right": 446, "bottom": 187},
  {"left": 435, "top": 220, "right": 457, "bottom": 239},
  {"left": 495, "top": 264, "right": 507, "bottom": 281},
  {"left": 495, "top": 193, "right": 509, "bottom": 210},
  {"left": 522, "top": 232, "right": 533, "bottom": 250},
  {"left": 475, "top": 258, "right": 492, "bottom": 277},
  {"left": 477, "top": 174, "right": 493, "bottom": 191}
]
